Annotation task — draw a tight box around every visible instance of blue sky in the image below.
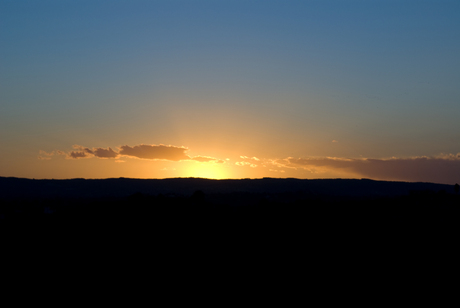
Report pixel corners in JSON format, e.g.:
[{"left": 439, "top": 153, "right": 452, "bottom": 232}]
[{"left": 1, "top": 0, "right": 460, "bottom": 183}]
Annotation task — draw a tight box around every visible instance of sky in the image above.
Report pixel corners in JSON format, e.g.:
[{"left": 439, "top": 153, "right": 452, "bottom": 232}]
[{"left": 1, "top": 0, "right": 460, "bottom": 184}]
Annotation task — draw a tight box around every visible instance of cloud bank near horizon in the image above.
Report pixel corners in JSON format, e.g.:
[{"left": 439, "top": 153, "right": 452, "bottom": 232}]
[
  {"left": 40, "top": 144, "right": 224, "bottom": 163},
  {"left": 232, "top": 153, "right": 460, "bottom": 184},
  {"left": 39, "top": 144, "right": 460, "bottom": 184},
  {"left": 274, "top": 155, "right": 460, "bottom": 184}
]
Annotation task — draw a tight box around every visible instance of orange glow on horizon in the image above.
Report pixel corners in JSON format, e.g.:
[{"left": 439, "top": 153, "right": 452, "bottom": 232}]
[{"left": 183, "top": 163, "right": 228, "bottom": 179}]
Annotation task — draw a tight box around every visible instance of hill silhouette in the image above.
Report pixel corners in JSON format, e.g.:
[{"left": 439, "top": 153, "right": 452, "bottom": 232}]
[
  {"left": 0, "top": 176, "right": 456, "bottom": 200},
  {"left": 2, "top": 176, "right": 459, "bottom": 276},
  {"left": 1, "top": 177, "right": 459, "bottom": 229}
]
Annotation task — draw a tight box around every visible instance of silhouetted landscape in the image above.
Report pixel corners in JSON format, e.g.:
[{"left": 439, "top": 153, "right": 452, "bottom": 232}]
[
  {"left": 2, "top": 177, "right": 459, "bottom": 236},
  {"left": 3, "top": 175, "right": 460, "bottom": 280}
]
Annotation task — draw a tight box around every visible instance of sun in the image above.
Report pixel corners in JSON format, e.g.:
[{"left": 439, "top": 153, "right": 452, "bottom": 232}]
[{"left": 184, "top": 163, "right": 227, "bottom": 179}]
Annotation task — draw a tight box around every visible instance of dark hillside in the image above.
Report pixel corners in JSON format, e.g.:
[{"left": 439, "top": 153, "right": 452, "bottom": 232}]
[
  {"left": 2, "top": 177, "right": 459, "bottom": 273},
  {"left": 0, "top": 176, "right": 455, "bottom": 200},
  {"left": 1, "top": 177, "right": 459, "bottom": 231}
]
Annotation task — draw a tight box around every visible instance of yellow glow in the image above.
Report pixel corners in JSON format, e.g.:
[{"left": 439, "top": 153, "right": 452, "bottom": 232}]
[{"left": 184, "top": 163, "right": 228, "bottom": 179}]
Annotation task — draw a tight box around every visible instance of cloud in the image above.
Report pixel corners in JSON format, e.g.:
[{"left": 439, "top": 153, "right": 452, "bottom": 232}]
[
  {"left": 236, "top": 162, "right": 250, "bottom": 166},
  {"left": 46, "top": 143, "right": 226, "bottom": 164},
  {"left": 66, "top": 145, "right": 95, "bottom": 159},
  {"left": 61, "top": 144, "right": 186, "bottom": 161},
  {"left": 72, "top": 145, "right": 93, "bottom": 154},
  {"left": 69, "top": 151, "right": 90, "bottom": 159},
  {"left": 38, "top": 150, "right": 54, "bottom": 160},
  {"left": 93, "top": 147, "right": 118, "bottom": 158},
  {"left": 235, "top": 155, "right": 270, "bottom": 169},
  {"left": 277, "top": 155, "right": 460, "bottom": 184},
  {"left": 191, "top": 156, "right": 225, "bottom": 163},
  {"left": 65, "top": 145, "right": 118, "bottom": 159},
  {"left": 118, "top": 144, "right": 224, "bottom": 163},
  {"left": 239, "top": 156, "right": 259, "bottom": 161},
  {"left": 39, "top": 150, "right": 54, "bottom": 156},
  {"left": 118, "top": 144, "right": 190, "bottom": 161},
  {"left": 235, "top": 161, "right": 258, "bottom": 168},
  {"left": 235, "top": 155, "right": 266, "bottom": 168}
]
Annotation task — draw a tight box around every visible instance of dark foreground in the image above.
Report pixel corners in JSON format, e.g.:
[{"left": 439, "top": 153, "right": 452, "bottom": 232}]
[
  {"left": 2, "top": 177, "right": 459, "bottom": 233},
  {"left": 2, "top": 177, "right": 460, "bottom": 290}
]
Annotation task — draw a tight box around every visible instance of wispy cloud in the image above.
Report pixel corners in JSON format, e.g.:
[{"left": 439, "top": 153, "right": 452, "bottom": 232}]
[
  {"left": 235, "top": 161, "right": 258, "bottom": 168},
  {"left": 235, "top": 152, "right": 460, "bottom": 183},
  {"left": 38, "top": 150, "right": 55, "bottom": 160},
  {"left": 191, "top": 156, "right": 225, "bottom": 163},
  {"left": 37, "top": 156, "right": 52, "bottom": 160},
  {"left": 275, "top": 155, "right": 460, "bottom": 184},
  {"left": 235, "top": 156, "right": 261, "bottom": 168}
]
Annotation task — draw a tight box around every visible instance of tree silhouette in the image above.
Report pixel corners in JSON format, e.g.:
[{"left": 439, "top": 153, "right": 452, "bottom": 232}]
[{"left": 455, "top": 183, "right": 459, "bottom": 194}]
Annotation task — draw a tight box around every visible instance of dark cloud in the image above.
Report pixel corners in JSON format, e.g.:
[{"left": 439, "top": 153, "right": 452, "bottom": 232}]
[
  {"left": 93, "top": 147, "right": 118, "bottom": 158},
  {"left": 68, "top": 151, "right": 89, "bottom": 159},
  {"left": 118, "top": 144, "right": 190, "bottom": 161},
  {"left": 66, "top": 145, "right": 118, "bottom": 159},
  {"left": 281, "top": 156, "right": 460, "bottom": 184},
  {"left": 72, "top": 145, "right": 93, "bottom": 154}
]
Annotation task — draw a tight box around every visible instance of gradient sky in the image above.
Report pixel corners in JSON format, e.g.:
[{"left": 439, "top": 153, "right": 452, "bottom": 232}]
[{"left": 1, "top": 0, "right": 459, "bottom": 183}]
